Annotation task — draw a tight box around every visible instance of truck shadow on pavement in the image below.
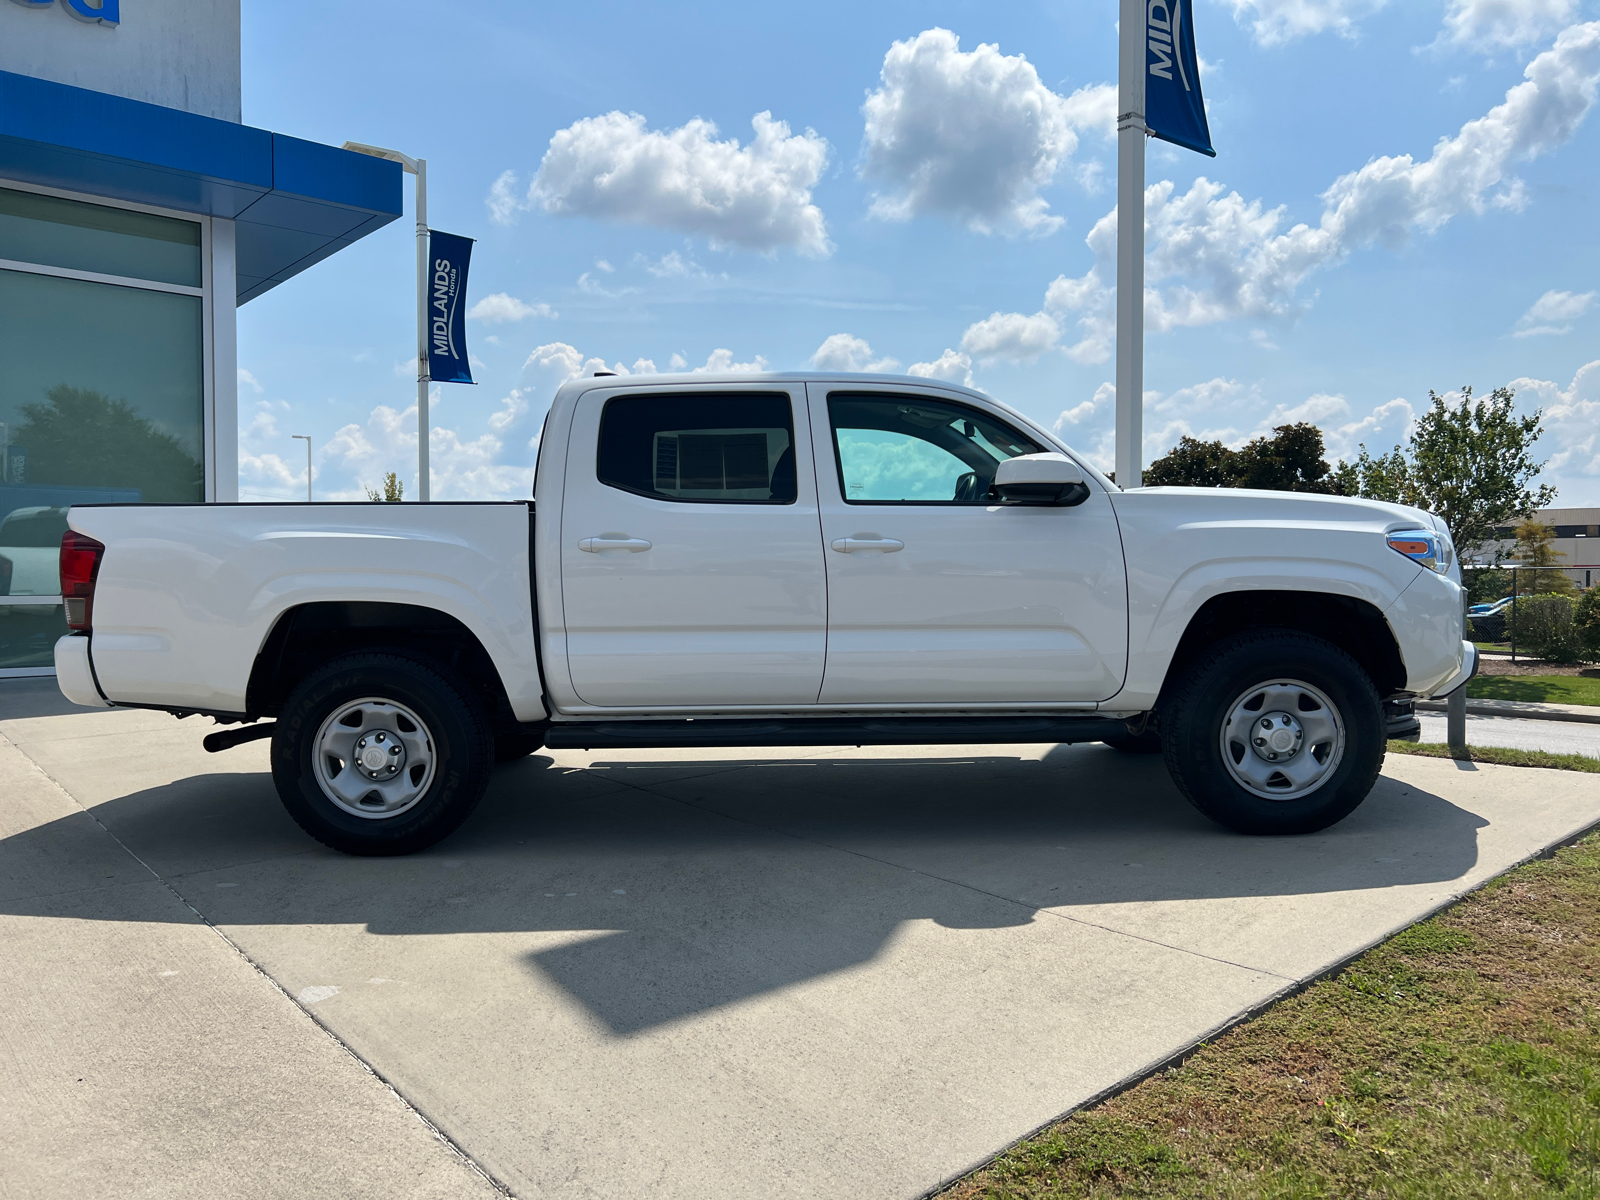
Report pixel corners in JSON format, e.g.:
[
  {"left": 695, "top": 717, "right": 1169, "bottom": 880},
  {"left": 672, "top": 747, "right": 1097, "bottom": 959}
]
[{"left": 0, "top": 741, "right": 1488, "bottom": 1035}]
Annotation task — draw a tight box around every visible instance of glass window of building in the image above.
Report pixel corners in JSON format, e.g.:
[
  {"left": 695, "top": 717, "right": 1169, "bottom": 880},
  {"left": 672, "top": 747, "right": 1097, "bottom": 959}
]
[{"left": 0, "top": 185, "right": 206, "bottom": 671}]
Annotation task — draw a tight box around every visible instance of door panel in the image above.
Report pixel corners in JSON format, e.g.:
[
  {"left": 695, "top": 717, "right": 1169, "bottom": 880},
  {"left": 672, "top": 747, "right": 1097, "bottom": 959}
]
[
  {"left": 560, "top": 386, "right": 827, "bottom": 707},
  {"left": 808, "top": 385, "right": 1128, "bottom": 704}
]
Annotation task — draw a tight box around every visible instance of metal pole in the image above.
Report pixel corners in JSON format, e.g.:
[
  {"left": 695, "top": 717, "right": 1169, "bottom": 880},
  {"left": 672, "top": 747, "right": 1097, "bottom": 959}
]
[
  {"left": 415, "top": 158, "right": 430, "bottom": 503},
  {"left": 1447, "top": 584, "right": 1467, "bottom": 752},
  {"left": 291, "top": 435, "right": 311, "bottom": 501},
  {"left": 1510, "top": 568, "right": 1517, "bottom": 662},
  {"left": 1115, "top": 0, "right": 1146, "bottom": 489}
]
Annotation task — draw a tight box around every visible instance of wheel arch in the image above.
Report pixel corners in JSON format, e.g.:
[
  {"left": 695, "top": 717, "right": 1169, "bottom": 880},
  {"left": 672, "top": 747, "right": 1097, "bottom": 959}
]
[
  {"left": 246, "top": 601, "right": 521, "bottom": 731},
  {"left": 1158, "top": 590, "right": 1408, "bottom": 709}
]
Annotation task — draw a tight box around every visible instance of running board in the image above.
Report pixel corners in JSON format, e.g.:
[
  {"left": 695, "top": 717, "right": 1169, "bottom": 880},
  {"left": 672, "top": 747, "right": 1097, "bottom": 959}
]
[{"left": 540, "top": 715, "right": 1129, "bottom": 751}]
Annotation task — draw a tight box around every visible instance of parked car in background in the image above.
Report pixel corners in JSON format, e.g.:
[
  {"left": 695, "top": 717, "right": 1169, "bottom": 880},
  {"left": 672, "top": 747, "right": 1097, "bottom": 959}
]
[
  {"left": 0, "top": 506, "right": 69, "bottom": 597},
  {"left": 1468, "top": 596, "right": 1515, "bottom": 642}
]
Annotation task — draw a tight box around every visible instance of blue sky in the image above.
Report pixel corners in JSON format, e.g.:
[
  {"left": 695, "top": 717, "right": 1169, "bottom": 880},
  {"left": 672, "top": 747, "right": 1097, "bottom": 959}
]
[{"left": 236, "top": 0, "right": 1600, "bottom": 505}]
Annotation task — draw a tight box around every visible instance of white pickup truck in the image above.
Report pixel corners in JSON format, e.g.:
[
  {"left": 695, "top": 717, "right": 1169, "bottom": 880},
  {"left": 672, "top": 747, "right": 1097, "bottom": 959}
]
[{"left": 53, "top": 372, "right": 1473, "bottom": 855}]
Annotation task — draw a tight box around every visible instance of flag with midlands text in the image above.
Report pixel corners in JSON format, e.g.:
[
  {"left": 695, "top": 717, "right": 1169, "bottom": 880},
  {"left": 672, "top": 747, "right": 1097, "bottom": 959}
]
[{"left": 1144, "top": 0, "right": 1214, "bottom": 157}]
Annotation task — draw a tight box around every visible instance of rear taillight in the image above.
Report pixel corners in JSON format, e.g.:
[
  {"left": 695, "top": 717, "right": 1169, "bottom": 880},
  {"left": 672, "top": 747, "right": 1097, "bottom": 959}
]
[{"left": 60, "top": 531, "right": 105, "bottom": 632}]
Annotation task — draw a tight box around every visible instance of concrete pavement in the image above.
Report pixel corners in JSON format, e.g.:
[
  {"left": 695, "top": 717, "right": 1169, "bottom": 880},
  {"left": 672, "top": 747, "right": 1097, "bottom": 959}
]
[
  {"left": 1417, "top": 711, "right": 1600, "bottom": 757},
  {"left": 5, "top": 677, "right": 1600, "bottom": 1199}
]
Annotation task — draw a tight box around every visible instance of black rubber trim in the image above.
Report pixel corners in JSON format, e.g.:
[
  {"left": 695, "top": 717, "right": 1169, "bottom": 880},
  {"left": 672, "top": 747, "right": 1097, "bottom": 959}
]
[{"left": 542, "top": 715, "right": 1127, "bottom": 751}]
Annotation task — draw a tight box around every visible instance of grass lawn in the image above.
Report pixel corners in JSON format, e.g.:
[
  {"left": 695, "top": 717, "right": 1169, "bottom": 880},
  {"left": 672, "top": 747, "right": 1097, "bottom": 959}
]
[
  {"left": 1387, "top": 740, "right": 1600, "bottom": 773},
  {"left": 944, "top": 817, "right": 1600, "bottom": 1198},
  {"left": 1467, "top": 674, "right": 1600, "bottom": 707}
]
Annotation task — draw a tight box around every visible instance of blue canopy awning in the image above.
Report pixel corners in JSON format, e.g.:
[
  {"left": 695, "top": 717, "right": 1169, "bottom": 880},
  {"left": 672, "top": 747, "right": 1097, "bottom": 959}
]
[{"left": 0, "top": 70, "right": 402, "bottom": 303}]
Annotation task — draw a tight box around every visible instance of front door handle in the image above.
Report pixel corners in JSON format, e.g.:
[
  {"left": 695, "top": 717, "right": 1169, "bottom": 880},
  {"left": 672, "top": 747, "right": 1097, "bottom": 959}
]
[
  {"left": 580, "top": 535, "right": 653, "bottom": 554},
  {"left": 831, "top": 536, "right": 904, "bottom": 553}
]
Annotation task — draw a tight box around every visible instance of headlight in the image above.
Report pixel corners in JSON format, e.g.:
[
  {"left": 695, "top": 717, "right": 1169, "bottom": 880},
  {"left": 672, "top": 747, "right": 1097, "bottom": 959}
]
[{"left": 1387, "top": 528, "right": 1453, "bottom": 574}]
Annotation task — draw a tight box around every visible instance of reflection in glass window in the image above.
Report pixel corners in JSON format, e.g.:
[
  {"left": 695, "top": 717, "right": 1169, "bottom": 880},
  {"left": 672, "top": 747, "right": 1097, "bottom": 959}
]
[
  {"left": 829, "top": 394, "right": 1043, "bottom": 504},
  {"left": 0, "top": 269, "right": 204, "bottom": 505},
  {"left": 598, "top": 393, "right": 797, "bottom": 503}
]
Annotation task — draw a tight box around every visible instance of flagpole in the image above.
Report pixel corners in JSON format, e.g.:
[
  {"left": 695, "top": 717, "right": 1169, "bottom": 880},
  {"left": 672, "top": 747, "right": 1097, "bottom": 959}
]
[
  {"left": 414, "top": 158, "right": 431, "bottom": 503},
  {"left": 1115, "top": 0, "right": 1146, "bottom": 489},
  {"left": 340, "top": 140, "right": 432, "bottom": 501}
]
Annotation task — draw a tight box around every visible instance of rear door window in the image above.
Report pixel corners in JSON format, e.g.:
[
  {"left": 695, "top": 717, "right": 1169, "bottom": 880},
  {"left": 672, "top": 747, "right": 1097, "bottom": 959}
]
[{"left": 597, "top": 392, "right": 797, "bottom": 503}]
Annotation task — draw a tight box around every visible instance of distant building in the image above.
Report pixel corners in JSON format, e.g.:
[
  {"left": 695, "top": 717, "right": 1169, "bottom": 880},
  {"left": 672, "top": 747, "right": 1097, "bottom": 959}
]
[{"left": 1474, "top": 507, "right": 1600, "bottom": 589}]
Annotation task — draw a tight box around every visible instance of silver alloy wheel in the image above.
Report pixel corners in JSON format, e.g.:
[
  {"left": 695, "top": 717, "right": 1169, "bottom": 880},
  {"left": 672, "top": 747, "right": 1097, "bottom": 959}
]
[
  {"left": 312, "top": 696, "right": 436, "bottom": 820},
  {"left": 1219, "top": 678, "right": 1345, "bottom": 801}
]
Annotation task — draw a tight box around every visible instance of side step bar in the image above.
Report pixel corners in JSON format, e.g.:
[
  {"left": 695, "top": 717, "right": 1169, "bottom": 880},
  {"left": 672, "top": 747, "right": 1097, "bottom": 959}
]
[{"left": 541, "top": 715, "right": 1130, "bottom": 751}]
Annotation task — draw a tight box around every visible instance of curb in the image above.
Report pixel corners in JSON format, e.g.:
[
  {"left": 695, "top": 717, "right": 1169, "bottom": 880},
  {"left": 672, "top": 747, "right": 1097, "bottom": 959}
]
[{"left": 1415, "top": 697, "right": 1600, "bottom": 725}]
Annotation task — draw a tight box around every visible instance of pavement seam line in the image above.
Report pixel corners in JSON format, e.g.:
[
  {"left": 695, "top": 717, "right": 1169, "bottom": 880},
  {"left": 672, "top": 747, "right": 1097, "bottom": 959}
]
[
  {"left": 6, "top": 743, "right": 518, "bottom": 1200},
  {"left": 592, "top": 764, "right": 1299, "bottom": 984}
]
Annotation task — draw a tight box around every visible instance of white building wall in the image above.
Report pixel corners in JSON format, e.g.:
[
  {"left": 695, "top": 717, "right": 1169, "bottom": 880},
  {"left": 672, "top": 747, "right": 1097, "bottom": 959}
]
[{"left": 0, "top": 0, "right": 241, "bottom": 122}]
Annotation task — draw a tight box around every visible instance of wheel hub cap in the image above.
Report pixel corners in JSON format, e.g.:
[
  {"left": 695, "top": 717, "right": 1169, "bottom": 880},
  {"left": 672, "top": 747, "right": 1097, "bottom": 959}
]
[
  {"left": 1251, "top": 712, "right": 1304, "bottom": 762},
  {"left": 1219, "top": 680, "right": 1345, "bottom": 801},
  {"left": 311, "top": 698, "right": 436, "bottom": 820}
]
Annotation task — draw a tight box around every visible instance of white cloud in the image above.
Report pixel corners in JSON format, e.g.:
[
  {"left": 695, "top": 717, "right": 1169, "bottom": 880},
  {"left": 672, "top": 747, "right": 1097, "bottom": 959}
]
[
  {"left": 692, "top": 348, "right": 769, "bottom": 373},
  {"left": 1513, "top": 288, "right": 1595, "bottom": 336},
  {"left": 810, "top": 334, "right": 900, "bottom": 372},
  {"left": 1150, "top": 377, "right": 1250, "bottom": 416},
  {"left": 1249, "top": 328, "right": 1279, "bottom": 351},
  {"left": 467, "top": 293, "right": 556, "bottom": 323},
  {"left": 960, "top": 310, "right": 1062, "bottom": 363},
  {"left": 860, "top": 28, "right": 1109, "bottom": 235},
  {"left": 1438, "top": 0, "right": 1579, "bottom": 51},
  {"left": 1228, "top": 0, "right": 1389, "bottom": 46},
  {"left": 967, "top": 22, "right": 1600, "bottom": 364},
  {"left": 496, "top": 111, "right": 831, "bottom": 255},
  {"left": 1055, "top": 382, "right": 1116, "bottom": 430},
  {"left": 321, "top": 402, "right": 535, "bottom": 502},
  {"left": 906, "top": 349, "right": 975, "bottom": 387},
  {"left": 643, "top": 250, "right": 708, "bottom": 278},
  {"left": 1510, "top": 360, "right": 1600, "bottom": 488},
  {"left": 237, "top": 368, "right": 263, "bottom": 394}
]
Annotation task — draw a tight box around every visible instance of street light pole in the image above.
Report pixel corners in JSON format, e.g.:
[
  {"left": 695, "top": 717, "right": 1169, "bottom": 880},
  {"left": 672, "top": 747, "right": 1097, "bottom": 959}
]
[
  {"left": 342, "top": 141, "right": 430, "bottom": 502},
  {"left": 291, "top": 434, "right": 312, "bottom": 502}
]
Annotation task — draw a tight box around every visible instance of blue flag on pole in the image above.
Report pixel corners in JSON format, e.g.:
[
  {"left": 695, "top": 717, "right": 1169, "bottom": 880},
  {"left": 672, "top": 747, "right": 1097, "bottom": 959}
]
[
  {"left": 1144, "top": 0, "right": 1214, "bottom": 157},
  {"left": 427, "top": 230, "right": 475, "bottom": 385}
]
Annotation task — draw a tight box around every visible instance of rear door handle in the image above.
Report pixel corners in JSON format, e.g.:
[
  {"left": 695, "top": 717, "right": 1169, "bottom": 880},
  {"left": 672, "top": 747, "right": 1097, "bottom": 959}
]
[
  {"left": 580, "top": 536, "right": 653, "bottom": 554},
  {"left": 831, "top": 537, "right": 904, "bottom": 553}
]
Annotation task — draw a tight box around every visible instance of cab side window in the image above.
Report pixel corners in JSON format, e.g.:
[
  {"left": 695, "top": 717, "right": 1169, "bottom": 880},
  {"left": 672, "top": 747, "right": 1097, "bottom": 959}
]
[
  {"left": 597, "top": 392, "right": 797, "bottom": 504},
  {"left": 828, "top": 394, "right": 1042, "bottom": 504}
]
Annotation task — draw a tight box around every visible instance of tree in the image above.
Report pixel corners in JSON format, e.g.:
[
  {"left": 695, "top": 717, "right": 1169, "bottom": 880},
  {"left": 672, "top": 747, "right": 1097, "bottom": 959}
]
[
  {"left": 1144, "top": 423, "right": 1342, "bottom": 493},
  {"left": 365, "top": 472, "right": 404, "bottom": 502},
  {"left": 1513, "top": 520, "right": 1575, "bottom": 595},
  {"left": 13, "top": 384, "right": 203, "bottom": 503},
  {"left": 1340, "top": 386, "right": 1556, "bottom": 560}
]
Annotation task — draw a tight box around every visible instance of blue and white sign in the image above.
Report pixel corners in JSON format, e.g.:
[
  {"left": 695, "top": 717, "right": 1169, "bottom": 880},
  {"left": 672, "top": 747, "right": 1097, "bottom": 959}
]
[
  {"left": 8, "top": 0, "right": 120, "bottom": 26},
  {"left": 1144, "top": 0, "right": 1213, "bottom": 157},
  {"left": 426, "top": 231, "right": 475, "bottom": 386}
]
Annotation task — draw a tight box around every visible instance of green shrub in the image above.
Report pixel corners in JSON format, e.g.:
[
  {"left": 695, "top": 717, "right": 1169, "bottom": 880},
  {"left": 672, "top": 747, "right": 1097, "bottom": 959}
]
[
  {"left": 1577, "top": 588, "right": 1600, "bottom": 661},
  {"left": 1510, "top": 593, "right": 1588, "bottom": 663}
]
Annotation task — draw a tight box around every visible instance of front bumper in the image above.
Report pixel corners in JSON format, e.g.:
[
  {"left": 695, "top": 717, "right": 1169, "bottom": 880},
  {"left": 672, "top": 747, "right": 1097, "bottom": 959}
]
[{"left": 1422, "top": 639, "right": 1478, "bottom": 700}]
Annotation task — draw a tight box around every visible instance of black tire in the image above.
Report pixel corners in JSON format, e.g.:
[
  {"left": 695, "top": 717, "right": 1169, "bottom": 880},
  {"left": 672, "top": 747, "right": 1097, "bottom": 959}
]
[
  {"left": 271, "top": 652, "right": 493, "bottom": 856},
  {"left": 1102, "top": 728, "right": 1162, "bottom": 754},
  {"left": 1160, "top": 631, "right": 1384, "bottom": 835},
  {"left": 494, "top": 727, "right": 546, "bottom": 763}
]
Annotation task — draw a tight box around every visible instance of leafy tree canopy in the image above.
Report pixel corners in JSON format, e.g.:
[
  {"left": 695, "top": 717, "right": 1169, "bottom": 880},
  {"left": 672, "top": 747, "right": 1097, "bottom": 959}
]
[
  {"left": 1145, "top": 423, "right": 1342, "bottom": 493},
  {"left": 1338, "top": 386, "right": 1555, "bottom": 558}
]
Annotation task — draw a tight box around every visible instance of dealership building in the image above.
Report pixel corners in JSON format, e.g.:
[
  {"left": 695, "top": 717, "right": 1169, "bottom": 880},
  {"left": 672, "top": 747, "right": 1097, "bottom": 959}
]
[{"left": 0, "top": 0, "right": 401, "bottom": 674}]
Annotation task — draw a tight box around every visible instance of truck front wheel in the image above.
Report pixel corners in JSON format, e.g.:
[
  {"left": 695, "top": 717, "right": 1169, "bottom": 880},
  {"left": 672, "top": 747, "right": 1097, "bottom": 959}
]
[
  {"left": 270, "top": 652, "right": 493, "bottom": 855},
  {"left": 1160, "top": 631, "right": 1384, "bottom": 835}
]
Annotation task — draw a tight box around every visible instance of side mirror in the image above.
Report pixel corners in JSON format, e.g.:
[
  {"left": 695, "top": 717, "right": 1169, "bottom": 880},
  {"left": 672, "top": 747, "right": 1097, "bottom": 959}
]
[{"left": 993, "top": 453, "right": 1091, "bottom": 507}]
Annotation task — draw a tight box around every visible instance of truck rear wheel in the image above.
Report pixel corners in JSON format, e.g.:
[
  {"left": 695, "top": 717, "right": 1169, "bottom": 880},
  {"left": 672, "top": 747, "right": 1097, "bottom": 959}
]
[
  {"left": 1160, "top": 631, "right": 1384, "bottom": 835},
  {"left": 270, "top": 652, "right": 493, "bottom": 856}
]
